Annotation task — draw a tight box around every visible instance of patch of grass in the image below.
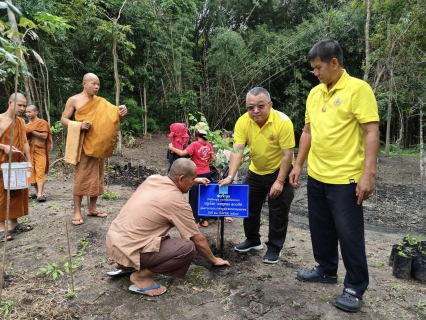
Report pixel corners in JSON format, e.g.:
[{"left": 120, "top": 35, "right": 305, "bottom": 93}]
[
  {"left": 417, "top": 300, "right": 425, "bottom": 310},
  {"left": 102, "top": 191, "right": 119, "bottom": 200},
  {"left": 184, "top": 265, "right": 212, "bottom": 286},
  {"left": 375, "top": 261, "right": 385, "bottom": 270},
  {"left": 292, "top": 300, "right": 300, "bottom": 307},
  {"left": 379, "top": 145, "right": 419, "bottom": 157},
  {"left": 0, "top": 300, "right": 14, "bottom": 317},
  {"left": 97, "top": 258, "right": 106, "bottom": 267}
]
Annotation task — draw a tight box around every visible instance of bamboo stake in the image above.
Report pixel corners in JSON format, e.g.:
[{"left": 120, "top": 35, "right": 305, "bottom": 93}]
[
  {"left": 0, "top": 56, "right": 20, "bottom": 300},
  {"left": 65, "top": 219, "right": 75, "bottom": 293}
]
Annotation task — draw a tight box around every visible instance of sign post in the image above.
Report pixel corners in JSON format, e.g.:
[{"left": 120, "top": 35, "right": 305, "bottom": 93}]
[{"left": 198, "top": 183, "right": 249, "bottom": 257}]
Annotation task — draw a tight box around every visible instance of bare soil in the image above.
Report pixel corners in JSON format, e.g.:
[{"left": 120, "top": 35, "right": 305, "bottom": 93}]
[{"left": 1, "top": 133, "right": 426, "bottom": 320}]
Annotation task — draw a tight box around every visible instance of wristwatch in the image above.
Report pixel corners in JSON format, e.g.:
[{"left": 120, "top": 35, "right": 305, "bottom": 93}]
[{"left": 227, "top": 175, "right": 234, "bottom": 182}]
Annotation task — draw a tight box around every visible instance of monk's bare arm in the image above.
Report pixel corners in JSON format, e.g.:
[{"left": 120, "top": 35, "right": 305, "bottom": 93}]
[
  {"left": 23, "top": 134, "right": 30, "bottom": 162},
  {"left": 60, "top": 97, "right": 77, "bottom": 127},
  {"left": 31, "top": 131, "right": 48, "bottom": 139},
  {"left": 61, "top": 96, "right": 91, "bottom": 130}
]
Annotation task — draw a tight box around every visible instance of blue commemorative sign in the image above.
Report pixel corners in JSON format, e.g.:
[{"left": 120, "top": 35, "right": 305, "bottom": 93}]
[{"left": 198, "top": 183, "right": 249, "bottom": 218}]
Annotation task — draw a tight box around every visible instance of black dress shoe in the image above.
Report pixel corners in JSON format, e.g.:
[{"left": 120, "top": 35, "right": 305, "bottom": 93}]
[{"left": 297, "top": 266, "right": 337, "bottom": 283}]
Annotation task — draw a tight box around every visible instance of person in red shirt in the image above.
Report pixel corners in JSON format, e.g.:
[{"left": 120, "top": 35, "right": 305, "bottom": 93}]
[{"left": 169, "top": 122, "right": 216, "bottom": 227}]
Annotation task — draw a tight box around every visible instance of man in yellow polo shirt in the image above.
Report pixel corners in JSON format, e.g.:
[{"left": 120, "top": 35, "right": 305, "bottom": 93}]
[
  {"left": 219, "top": 87, "right": 295, "bottom": 264},
  {"left": 289, "top": 39, "right": 379, "bottom": 313}
]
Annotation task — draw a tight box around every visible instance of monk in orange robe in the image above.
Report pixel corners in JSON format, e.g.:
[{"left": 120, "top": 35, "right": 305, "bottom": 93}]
[
  {"left": 61, "top": 73, "right": 127, "bottom": 226},
  {"left": 0, "top": 93, "right": 33, "bottom": 241},
  {"left": 25, "top": 105, "right": 52, "bottom": 202}
]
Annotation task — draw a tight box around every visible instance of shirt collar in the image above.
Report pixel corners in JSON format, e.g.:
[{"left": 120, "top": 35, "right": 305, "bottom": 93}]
[{"left": 321, "top": 69, "right": 349, "bottom": 94}]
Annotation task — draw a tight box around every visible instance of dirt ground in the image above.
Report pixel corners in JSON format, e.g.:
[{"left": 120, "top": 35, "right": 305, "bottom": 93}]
[{"left": 1, "top": 133, "right": 426, "bottom": 320}]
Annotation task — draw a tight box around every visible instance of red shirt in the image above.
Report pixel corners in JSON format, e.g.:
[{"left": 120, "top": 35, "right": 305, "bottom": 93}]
[{"left": 186, "top": 140, "right": 213, "bottom": 175}]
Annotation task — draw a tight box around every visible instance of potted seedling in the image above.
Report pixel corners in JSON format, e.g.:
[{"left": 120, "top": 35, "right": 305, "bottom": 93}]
[
  {"left": 393, "top": 248, "right": 413, "bottom": 279},
  {"left": 412, "top": 248, "right": 426, "bottom": 283},
  {"left": 389, "top": 244, "right": 401, "bottom": 267},
  {"left": 402, "top": 234, "right": 419, "bottom": 248}
]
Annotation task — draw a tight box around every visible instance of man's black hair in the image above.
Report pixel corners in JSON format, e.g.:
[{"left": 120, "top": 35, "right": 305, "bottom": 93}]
[{"left": 308, "top": 39, "right": 343, "bottom": 66}]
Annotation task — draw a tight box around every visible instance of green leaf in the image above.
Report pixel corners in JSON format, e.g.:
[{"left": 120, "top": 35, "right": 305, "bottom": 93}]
[{"left": 0, "top": 2, "right": 22, "bottom": 16}]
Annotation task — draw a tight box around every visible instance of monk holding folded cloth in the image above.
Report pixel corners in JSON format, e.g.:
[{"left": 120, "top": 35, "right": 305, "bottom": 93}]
[
  {"left": 25, "top": 105, "right": 52, "bottom": 202},
  {"left": 61, "top": 73, "right": 127, "bottom": 226}
]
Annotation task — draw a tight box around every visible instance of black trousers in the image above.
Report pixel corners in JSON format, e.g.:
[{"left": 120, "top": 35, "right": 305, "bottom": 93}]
[
  {"left": 189, "top": 172, "right": 212, "bottom": 223},
  {"left": 243, "top": 170, "right": 294, "bottom": 251},
  {"left": 307, "top": 176, "right": 369, "bottom": 298}
]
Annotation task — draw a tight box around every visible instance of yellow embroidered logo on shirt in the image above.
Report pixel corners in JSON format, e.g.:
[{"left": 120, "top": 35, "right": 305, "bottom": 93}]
[
  {"left": 268, "top": 134, "right": 276, "bottom": 142},
  {"left": 334, "top": 97, "right": 341, "bottom": 106}
]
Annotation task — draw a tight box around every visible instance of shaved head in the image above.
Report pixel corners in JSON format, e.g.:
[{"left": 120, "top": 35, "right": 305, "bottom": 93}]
[
  {"left": 169, "top": 158, "right": 196, "bottom": 182},
  {"left": 83, "top": 73, "right": 99, "bottom": 82},
  {"left": 26, "top": 104, "right": 38, "bottom": 112},
  {"left": 9, "top": 92, "right": 26, "bottom": 102}
]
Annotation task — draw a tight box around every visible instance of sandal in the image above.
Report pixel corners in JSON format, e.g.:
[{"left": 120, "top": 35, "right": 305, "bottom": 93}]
[
  {"left": 71, "top": 217, "right": 84, "bottom": 226},
  {"left": 0, "top": 231, "right": 13, "bottom": 242},
  {"left": 29, "top": 193, "right": 37, "bottom": 200},
  {"left": 87, "top": 211, "right": 107, "bottom": 218},
  {"left": 10, "top": 223, "right": 33, "bottom": 233},
  {"left": 36, "top": 195, "right": 47, "bottom": 202}
]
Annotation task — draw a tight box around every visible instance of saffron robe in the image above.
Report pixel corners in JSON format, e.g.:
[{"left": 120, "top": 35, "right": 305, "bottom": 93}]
[
  {"left": 0, "top": 117, "right": 29, "bottom": 221},
  {"left": 67, "top": 96, "right": 119, "bottom": 196},
  {"left": 26, "top": 119, "right": 52, "bottom": 181},
  {"left": 74, "top": 96, "right": 120, "bottom": 158}
]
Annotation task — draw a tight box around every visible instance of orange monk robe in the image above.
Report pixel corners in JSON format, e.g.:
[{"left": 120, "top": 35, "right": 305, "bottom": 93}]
[
  {"left": 26, "top": 119, "right": 52, "bottom": 176},
  {"left": 0, "top": 118, "right": 29, "bottom": 222},
  {"left": 74, "top": 96, "right": 120, "bottom": 158},
  {"left": 72, "top": 96, "right": 120, "bottom": 196}
]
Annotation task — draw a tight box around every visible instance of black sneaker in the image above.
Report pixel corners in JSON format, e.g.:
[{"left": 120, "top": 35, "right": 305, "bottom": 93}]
[
  {"left": 297, "top": 266, "right": 337, "bottom": 283},
  {"left": 262, "top": 248, "right": 282, "bottom": 264},
  {"left": 234, "top": 239, "right": 263, "bottom": 252},
  {"left": 335, "top": 288, "right": 362, "bottom": 312}
]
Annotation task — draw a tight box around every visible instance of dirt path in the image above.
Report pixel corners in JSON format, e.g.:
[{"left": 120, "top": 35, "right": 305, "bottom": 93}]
[{"left": 1, "top": 134, "right": 425, "bottom": 319}]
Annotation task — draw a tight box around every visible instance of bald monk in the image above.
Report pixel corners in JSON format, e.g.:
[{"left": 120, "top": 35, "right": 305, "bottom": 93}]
[
  {"left": 0, "top": 93, "right": 33, "bottom": 242},
  {"left": 25, "top": 105, "right": 52, "bottom": 202},
  {"left": 106, "top": 158, "right": 230, "bottom": 296},
  {"left": 61, "top": 73, "right": 127, "bottom": 226}
]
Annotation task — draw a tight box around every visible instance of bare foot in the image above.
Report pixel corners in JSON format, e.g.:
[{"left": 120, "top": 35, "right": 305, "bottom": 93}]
[{"left": 130, "top": 270, "right": 167, "bottom": 296}]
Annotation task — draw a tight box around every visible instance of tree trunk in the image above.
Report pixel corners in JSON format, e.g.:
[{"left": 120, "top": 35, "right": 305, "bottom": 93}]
[
  {"left": 385, "top": 68, "right": 394, "bottom": 157},
  {"left": 420, "top": 100, "right": 425, "bottom": 177},
  {"left": 143, "top": 84, "right": 147, "bottom": 136},
  {"left": 363, "top": 0, "right": 372, "bottom": 82}
]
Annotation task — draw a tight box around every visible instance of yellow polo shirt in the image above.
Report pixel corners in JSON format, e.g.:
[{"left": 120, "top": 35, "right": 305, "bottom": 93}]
[
  {"left": 234, "top": 109, "right": 295, "bottom": 175},
  {"left": 305, "top": 70, "right": 379, "bottom": 184}
]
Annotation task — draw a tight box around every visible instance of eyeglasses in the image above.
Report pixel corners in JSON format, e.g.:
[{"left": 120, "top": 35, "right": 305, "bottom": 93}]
[{"left": 246, "top": 101, "right": 270, "bottom": 111}]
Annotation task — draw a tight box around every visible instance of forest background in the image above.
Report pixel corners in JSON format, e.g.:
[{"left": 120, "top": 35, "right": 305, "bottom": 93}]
[{"left": 1, "top": 0, "right": 426, "bottom": 173}]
